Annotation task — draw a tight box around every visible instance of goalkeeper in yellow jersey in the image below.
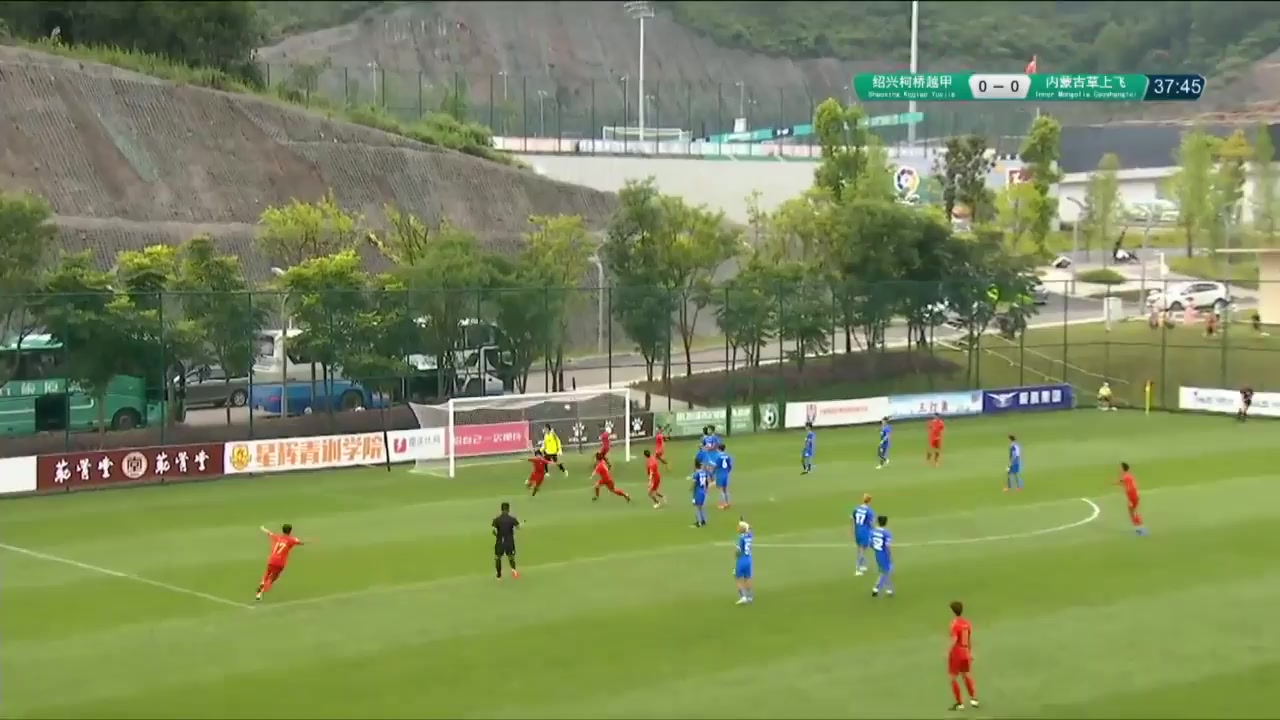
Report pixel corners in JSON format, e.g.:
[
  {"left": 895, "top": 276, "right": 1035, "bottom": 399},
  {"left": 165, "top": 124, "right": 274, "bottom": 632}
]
[
  {"left": 539, "top": 424, "right": 569, "bottom": 475},
  {"left": 1097, "top": 382, "right": 1116, "bottom": 411}
]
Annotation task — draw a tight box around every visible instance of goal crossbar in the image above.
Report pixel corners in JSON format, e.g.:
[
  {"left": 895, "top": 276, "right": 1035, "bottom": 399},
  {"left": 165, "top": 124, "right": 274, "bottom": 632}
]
[{"left": 411, "top": 388, "right": 634, "bottom": 477}]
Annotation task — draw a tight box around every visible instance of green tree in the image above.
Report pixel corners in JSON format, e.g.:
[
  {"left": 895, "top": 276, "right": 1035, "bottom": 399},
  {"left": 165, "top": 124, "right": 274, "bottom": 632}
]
[
  {"left": 1082, "top": 153, "right": 1122, "bottom": 257},
  {"left": 257, "top": 191, "right": 361, "bottom": 269},
  {"left": 602, "top": 179, "right": 676, "bottom": 388},
  {"left": 520, "top": 214, "right": 595, "bottom": 391},
  {"left": 0, "top": 192, "right": 55, "bottom": 384},
  {"left": 773, "top": 261, "right": 831, "bottom": 375},
  {"left": 1165, "top": 128, "right": 1217, "bottom": 256},
  {"left": 713, "top": 254, "right": 777, "bottom": 373},
  {"left": 1252, "top": 126, "right": 1280, "bottom": 245},
  {"left": 1210, "top": 128, "right": 1252, "bottom": 249},
  {"left": 660, "top": 198, "right": 741, "bottom": 377},
  {"left": 173, "top": 236, "right": 267, "bottom": 423},
  {"left": 386, "top": 222, "right": 492, "bottom": 398},
  {"left": 994, "top": 182, "right": 1043, "bottom": 254},
  {"left": 937, "top": 135, "right": 996, "bottom": 224},
  {"left": 0, "top": 2, "right": 262, "bottom": 80},
  {"left": 114, "top": 246, "right": 202, "bottom": 423},
  {"left": 275, "top": 251, "right": 370, "bottom": 413},
  {"left": 32, "top": 252, "right": 152, "bottom": 435},
  {"left": 1018, "top": 115, "right": 1063, "bottom": 254}
]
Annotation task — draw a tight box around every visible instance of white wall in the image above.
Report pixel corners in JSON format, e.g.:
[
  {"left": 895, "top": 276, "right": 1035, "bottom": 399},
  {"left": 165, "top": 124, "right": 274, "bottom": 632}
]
[{"left": 1057, "top": 164, "right": 1276, "bottom": 225}]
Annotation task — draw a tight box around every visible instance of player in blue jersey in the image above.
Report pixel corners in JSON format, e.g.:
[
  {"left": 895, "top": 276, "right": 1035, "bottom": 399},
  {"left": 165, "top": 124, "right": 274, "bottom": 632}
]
[
  {"left": 851, "top": 493, "right": 876, "bottom": 576},
  {"left": 801, "top": 423, "right": 816, "bottom": 474},
  {"left": 1006, "top": 434, "right": 1023, "bottom": 491},
  {"left": 734, "top": 520, "right": 754, "bottom": 605},
  {"left": 704, "top": 425, "right": 721, "bottom": 450},
  {"left": 714, "top": 443, "right": 733, "bottom": 509},
  {"left": 691, "top": 466, "right": 710, "bottom": 527},
  {"left": 876, "top": 417, "right": 892, "bottom": 469},
  {"left": 870, "top": 515, "right": 894, "bottom": 597}
]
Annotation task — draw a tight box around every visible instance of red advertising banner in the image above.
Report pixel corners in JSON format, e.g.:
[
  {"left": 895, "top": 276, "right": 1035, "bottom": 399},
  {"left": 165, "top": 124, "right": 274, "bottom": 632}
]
[
  {"left": 452, "top": 422, "right": 531, "bottom": 457},
  {"left": 36, "top": 443, "right": 225, "bottom": 492}
]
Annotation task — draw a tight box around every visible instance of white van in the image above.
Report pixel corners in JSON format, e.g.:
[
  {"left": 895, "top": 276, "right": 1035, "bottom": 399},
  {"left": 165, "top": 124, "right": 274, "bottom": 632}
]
[{"left": 252, "top": 329, "right": 335, "bottom": 384}]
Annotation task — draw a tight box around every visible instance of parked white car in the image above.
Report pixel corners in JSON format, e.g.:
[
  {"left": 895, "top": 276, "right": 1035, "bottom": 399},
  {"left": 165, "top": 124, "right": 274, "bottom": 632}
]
[{"left": 1146, "top": 281, "right": 1231, "bottom": 313}]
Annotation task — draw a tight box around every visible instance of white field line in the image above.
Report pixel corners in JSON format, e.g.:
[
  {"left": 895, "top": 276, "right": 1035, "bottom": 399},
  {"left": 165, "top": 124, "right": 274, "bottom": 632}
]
[
  {"left": 750, "top": 498, "right": 1101, "bottom": 549},
  {"left": 266, "top": 496, "right": 1102, "bottom": 611},
  {"left": 0, "top": 542, "right": 254, "bottom": 610}
]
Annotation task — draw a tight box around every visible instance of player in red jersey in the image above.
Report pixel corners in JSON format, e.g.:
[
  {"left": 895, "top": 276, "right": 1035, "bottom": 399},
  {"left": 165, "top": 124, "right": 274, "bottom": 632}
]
[
  {"left": 948, "top": 601, "right": 980, "bottom": 711},
  {"left": 591, "top": 451, "right": 630, "bottom": 503},
  {"left": 599, "top": 428, "right": 612, "bottom": 466},
  {"left": 1118, "top": 461, "right": 1147, "bottom": 536},
  {"left": 654, "top": 427, "right": 669, "bottom": 465},
  {"left": 644, "top": 449, "right": 665, "bottom": 508},
  {"left": 256, "top": 523, "right": 305, "bottom": 601},
  {"left": 527, "top": 450, "right": 552, "bottom": 496},
  {"left": 926, "top": 414, "right": 945, "bottom": 467}
]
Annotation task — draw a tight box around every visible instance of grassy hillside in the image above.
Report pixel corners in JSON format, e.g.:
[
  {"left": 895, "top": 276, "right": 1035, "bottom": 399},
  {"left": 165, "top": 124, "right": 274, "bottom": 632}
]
[{"left": 667, "top": 1, "right": 1280, "bottom": 79}]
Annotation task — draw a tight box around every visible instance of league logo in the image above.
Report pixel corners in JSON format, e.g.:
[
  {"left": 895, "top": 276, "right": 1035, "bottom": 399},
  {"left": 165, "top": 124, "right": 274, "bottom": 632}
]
[{"left": 987, "top": 392, "right": 1017, "bottom": 409}]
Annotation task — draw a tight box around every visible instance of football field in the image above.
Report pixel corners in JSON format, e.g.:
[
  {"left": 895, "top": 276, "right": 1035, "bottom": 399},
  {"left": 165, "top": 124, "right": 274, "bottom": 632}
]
[{"left": 3, "top": 411, "right": 1279, "bottom": 718}]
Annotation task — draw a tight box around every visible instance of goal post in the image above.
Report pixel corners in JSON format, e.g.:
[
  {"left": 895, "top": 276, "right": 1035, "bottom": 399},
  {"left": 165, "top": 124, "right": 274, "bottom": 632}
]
[{"left": 408, "top": 388, "right": 639, "bottom": 477}]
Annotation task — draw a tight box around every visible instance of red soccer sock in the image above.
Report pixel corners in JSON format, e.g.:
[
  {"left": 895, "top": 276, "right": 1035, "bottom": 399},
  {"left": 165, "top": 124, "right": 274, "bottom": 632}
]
[
  {"left": 964, "top": 675, "right": 976, "bottom": 698},
  {"left": 612, "top": 488, "right": 628, "bottom": 498},
  {"left": 1131, "top": 511, "right": 1143, "bottom": 526},
  {"left": 951, "top": 679, "right": 962, "bottom": 704}
]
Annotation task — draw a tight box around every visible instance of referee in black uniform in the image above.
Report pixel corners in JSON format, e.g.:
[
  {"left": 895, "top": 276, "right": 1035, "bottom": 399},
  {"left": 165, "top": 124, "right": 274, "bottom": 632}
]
[{"left": 492, "top": 502, "right": 520, "bottom": 579}]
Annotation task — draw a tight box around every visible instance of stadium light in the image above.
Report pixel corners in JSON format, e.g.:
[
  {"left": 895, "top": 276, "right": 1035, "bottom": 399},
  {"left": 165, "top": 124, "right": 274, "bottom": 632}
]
[
  {"left": 908, "top": 0, "right": 920, "bottom": 144},
  {"left": 589, "top": 254, "right": 606, "bottom": 354},
  {"left": 623, "top": 1, "right": 655, "bottom": 145}
]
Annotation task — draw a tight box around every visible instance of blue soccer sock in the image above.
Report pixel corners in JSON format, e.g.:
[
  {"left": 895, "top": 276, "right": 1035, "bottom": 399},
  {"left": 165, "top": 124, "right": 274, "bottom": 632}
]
[
  {"left": 875, "top": 574, "right": 886, "bottom": 591},
  {"left": 856, "top": 549, "right": 865, "bottom": 568},
  {"left": 1014, "top": 473, "right": 1023, "bottom": 489},
  {"left": 721, "top": 489, "right": 730, "bottom": 504}
]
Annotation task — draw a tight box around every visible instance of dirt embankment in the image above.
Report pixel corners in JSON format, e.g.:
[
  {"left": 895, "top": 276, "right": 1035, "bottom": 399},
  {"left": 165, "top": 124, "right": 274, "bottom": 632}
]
[{"left": 0, "top": 45, "right": 617, "bottom": 282}]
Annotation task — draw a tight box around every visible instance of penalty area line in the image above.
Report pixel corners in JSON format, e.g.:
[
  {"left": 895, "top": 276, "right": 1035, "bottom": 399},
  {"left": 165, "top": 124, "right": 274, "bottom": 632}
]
[
  {"left": 752, "top": 498, "right": 1102, "bottom": 550},
  {"left": 0, "top": 542, "right": 255, "bottom": 610}
]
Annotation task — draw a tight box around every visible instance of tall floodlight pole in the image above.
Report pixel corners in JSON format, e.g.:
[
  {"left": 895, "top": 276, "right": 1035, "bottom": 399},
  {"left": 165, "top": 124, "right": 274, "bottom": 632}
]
[
  {"left": 907, "top": 0, "right": 920, "bottom": 145},
  {"left": 624, "top": 1, "right": 655, "bottom": 144}
]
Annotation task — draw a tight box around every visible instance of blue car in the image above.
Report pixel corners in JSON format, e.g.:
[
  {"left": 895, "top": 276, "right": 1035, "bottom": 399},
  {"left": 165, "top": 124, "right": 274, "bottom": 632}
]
[{"left": 251, "top": 380, "right": 389, "bottom": 417}]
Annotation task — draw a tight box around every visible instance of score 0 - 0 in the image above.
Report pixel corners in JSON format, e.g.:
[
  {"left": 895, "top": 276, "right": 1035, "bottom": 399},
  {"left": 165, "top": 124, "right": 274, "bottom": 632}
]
[{"left": 968, "top": 74, "right": 1031, "bottom": 100}]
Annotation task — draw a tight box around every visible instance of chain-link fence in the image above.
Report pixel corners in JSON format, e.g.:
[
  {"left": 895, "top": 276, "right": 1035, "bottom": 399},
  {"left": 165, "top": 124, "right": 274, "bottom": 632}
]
[
  {"left": 258, "top": 63, "right": 1042, "bottom": 151},
  {"left": 1, "top": 278, "right": 1275, "bottom": 456}
]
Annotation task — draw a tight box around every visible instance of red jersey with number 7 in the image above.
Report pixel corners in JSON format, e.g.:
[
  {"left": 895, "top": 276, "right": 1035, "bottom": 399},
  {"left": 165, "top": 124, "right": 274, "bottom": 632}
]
[{"left": 267, "top": 533, "right": 301, "bottom": 567}]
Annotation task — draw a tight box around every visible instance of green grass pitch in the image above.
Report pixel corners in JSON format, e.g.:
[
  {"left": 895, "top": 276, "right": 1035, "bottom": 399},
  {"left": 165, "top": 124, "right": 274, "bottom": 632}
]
[{"left": 3, "top": 411, "right": 1280, "bottom": 718}]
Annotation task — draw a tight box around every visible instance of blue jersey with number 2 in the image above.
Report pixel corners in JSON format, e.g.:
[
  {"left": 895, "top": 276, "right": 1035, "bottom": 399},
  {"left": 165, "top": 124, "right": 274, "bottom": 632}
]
[{"left": 871, "top": 528, "right": 893, "bottom": 572}]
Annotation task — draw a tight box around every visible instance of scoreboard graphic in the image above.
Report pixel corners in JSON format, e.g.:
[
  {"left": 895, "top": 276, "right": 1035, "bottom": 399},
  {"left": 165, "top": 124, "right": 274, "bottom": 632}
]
[{"left": 853, "top": 73, "right": 1204, "bottom": 103}]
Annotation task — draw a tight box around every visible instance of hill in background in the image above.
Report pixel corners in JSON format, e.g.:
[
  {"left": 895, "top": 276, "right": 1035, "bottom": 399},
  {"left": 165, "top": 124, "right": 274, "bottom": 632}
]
[
  {"left": 255, "top": 0, "right": 1280, "bottom": 141},
  {"left": 0, "top": 46, "right": 615, "bottom": 281}
]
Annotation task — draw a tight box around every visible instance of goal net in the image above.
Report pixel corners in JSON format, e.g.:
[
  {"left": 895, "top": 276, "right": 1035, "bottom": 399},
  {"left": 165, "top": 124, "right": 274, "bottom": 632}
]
[{"left": 408, "top": 388, "right": 638, "bottom": 477}]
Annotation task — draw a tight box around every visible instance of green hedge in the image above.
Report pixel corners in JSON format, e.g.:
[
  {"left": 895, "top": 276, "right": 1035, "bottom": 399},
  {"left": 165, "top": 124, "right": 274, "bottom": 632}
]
[{"left": 1075, "top": 268, "right": 1126, "bottom": 285}]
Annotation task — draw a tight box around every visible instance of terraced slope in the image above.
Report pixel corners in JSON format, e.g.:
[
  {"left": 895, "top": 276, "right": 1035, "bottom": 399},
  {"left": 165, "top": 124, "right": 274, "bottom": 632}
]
[{"left": 0, "top": 46, "right": 616, "bottom": 281}]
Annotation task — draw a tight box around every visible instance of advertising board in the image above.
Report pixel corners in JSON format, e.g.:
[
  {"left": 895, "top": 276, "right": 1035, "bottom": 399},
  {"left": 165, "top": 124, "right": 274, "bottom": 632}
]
[
  {"left": 37, "top": 443, "right": 224, "bottom": 491},
  {"left": 982, "top": 385, "right": 1074, "bottom": 414},
  {"left": 784, "top": 397, "right": 890, "bottom": 429},
  {"left": 655, "top": 405, "right": 778, "bottom": 437},
  {"left": 888, "top": 391, "right": 983, "bottom": 420},
  {"left": 1179, "top": 387, "right": 1279, "bottom": 417}
]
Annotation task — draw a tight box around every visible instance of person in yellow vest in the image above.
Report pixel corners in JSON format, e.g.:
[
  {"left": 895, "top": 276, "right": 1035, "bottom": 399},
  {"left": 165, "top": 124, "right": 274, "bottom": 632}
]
[
  {"left": 1097, "top": 382, "right": 1115, "bottom": 411},
  {"left": 539, "top": 424, "right": 569, "bottom": 476}
]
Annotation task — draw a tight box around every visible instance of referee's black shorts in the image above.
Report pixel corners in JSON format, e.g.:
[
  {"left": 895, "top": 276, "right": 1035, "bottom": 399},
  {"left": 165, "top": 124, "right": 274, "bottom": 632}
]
[{"left": 494, "top": 539, "right": 516, "bottom": 557}]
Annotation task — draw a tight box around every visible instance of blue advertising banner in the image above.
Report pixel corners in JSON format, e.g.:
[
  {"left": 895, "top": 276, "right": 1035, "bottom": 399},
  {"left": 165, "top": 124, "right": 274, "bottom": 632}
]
[
  {"left": 982, "top": 385, "right": 1074, "bottom": 414},
  {"left": 889, "top": 391, "right": 983, "bottom": 420}
]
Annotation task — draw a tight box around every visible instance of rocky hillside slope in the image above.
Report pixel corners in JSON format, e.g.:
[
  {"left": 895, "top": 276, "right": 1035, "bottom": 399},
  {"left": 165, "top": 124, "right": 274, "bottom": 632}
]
[
  {"left": 0, "top": 46, "right": 616, "bottom": 281},
  {"left": 257, "top": 1, "right": 1280, "bottom": 135}
]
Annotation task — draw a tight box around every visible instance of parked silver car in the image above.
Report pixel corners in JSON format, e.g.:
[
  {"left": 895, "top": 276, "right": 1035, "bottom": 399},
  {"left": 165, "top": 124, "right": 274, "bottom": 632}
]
[{"left": 181, "top": 365, "right": 250, "bottom": 409}]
